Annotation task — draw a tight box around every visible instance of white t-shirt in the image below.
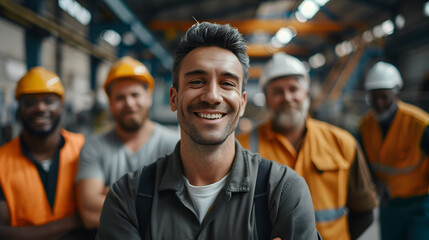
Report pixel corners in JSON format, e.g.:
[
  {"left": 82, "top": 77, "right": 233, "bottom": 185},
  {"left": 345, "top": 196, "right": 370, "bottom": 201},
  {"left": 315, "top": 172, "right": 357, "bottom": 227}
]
[{"left": 184, "top": 174, "right": 229, "bottom": 223}]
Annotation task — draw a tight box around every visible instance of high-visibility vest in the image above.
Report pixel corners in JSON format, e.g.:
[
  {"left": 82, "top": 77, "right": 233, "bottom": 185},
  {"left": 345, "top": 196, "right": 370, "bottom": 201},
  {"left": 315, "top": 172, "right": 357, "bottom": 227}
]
[
  {"left": 237, "top": 118, "right": 356, "bottom": 240},
  {"left": 0, "top": 130, "right": 85, "bottom": 226},
  {"left": 360, "top": 101, "right": 429, "bottom": 198}
]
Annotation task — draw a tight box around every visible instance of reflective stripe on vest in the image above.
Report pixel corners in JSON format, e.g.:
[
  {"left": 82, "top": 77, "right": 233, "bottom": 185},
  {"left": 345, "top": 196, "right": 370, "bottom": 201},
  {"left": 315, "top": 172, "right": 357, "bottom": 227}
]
[
  {"left": 315, "top": 206, "right": 348, "bottom": 223},
  {"left": 370, "top": 153, "right": 427, "bottom": 175}
]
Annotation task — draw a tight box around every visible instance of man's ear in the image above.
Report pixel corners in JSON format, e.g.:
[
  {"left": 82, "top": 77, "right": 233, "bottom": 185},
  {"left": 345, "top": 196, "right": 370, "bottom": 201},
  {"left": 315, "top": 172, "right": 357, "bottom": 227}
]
[
  {"left": 239, "top": 91, "right": 247, "bottom": 117},
  {"left": 169, "top": 87, "right": 177, "bottom": 112}
]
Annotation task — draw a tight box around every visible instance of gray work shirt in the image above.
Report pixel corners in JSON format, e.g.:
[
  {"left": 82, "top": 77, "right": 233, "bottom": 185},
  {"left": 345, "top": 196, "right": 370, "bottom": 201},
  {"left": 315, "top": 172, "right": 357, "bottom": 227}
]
[
  {"left": 76, "top": 124, "right": 179, "bottom": 186},
  {"left": 98, "top": 141, "right": 319, "bottom": 240}
]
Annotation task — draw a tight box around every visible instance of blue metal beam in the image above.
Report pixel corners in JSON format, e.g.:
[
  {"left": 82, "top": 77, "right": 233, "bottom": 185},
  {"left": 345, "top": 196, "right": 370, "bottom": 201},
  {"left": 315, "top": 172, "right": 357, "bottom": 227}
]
[{"left": 102, "top": 0, "right": 173, "bottom": 71}]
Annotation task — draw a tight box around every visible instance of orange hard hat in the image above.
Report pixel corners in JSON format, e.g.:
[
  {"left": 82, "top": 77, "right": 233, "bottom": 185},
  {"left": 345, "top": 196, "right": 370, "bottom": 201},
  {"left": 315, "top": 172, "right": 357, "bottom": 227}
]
[
  {"left": 15, "top": 66, "right": 65, "bottom": 100},
  {"left": 104, "top": 56, "right": 155, "bottom": 95}
]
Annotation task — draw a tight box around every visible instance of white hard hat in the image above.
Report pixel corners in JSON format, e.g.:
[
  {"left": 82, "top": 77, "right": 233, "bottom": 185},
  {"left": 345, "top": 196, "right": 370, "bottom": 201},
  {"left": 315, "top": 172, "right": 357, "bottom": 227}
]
[
  {"left": 365, "top": 61, "right": 403, "bottom": 91},
  {"left": 259, "top": 52, "right": 310, "bottom": 91}
]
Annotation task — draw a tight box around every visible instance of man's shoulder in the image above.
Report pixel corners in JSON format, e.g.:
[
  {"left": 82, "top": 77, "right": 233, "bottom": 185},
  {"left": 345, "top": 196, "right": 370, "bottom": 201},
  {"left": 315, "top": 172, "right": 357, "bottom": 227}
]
[
  {"left": 0, "top": 137, "right": 20, "bottom": 159},
  {"left": 153, "top": 124, "right": 179, "bottom": 140},
  {"left": 242, "top": 148, "right": 302, "bottom": 185},
  {"left": 398, "top": 101, "right": 429, "bottom": 124},
  {"left": 84, "top": 129, "right": 117, "bottom": 147}
]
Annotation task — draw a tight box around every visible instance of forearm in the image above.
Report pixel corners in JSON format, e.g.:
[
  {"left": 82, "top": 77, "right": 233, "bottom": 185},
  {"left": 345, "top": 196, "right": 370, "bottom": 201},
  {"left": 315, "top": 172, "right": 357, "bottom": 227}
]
[
  {"left": 77, "top": 179, "right": 109, "bottom": 229},
  {"left": 79, "top": 194, "right": 107, "bottom": 229},
  {"left": 0, "top": 214, "right": 83, "bottom": 240}
]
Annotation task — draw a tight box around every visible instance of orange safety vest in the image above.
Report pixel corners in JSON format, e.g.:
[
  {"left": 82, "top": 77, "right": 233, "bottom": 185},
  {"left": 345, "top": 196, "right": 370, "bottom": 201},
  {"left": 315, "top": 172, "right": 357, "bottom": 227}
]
[
  {"left": 237, "top": 118, "right": 356, "bottom": 240},
  {"left": 0, "top": 129, "right": 85, "bottom": 226},
  {"left": 360, "top": 101, "right": 429, "bottom": 198}
]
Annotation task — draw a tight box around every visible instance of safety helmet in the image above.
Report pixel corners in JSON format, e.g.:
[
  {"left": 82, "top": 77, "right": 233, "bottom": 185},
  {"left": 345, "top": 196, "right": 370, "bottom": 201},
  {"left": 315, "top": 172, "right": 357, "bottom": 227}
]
[
  {"left": 259, "top": 52, "right": 310, "bottom": 91},
  {"left": 104, "top": 56, "right": 155, "bottom": 95},
  {"left": 15, "top": 66, "right": 65, "bottom": 100},
  {"left": 364, "top": 61, "right": 403, "bottom": 91}
]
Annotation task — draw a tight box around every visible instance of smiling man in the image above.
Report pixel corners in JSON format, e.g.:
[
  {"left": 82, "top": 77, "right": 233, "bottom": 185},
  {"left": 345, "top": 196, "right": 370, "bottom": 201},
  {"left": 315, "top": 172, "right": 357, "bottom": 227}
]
[
  {"left": 0, "top": 67, "right": 91, "bottom": 239},
  {"left": 75, "top": 57, "right": 179, "bottom": 229},
  {"left": 97, "top": 22, "right": 320, "bottom": 240}
]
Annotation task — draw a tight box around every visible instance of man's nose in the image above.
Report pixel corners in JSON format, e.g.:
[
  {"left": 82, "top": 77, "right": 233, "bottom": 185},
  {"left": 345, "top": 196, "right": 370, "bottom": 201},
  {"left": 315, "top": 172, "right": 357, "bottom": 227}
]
[{"left": 201, "top": 81, "right": 223, "bottom": 104}]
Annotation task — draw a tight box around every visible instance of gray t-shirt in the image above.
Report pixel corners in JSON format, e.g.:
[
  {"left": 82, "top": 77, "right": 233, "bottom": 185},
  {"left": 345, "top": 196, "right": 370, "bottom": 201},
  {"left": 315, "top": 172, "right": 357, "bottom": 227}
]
[{"left": 76, "top": 123, "right": 179, "bottom": 186}]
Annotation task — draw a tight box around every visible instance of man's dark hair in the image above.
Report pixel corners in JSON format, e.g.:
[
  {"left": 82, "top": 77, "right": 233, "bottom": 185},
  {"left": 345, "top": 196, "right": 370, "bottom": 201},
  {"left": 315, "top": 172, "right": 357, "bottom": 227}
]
[{"left": 172, "top": 22, "right": 249, "bottom": 91}]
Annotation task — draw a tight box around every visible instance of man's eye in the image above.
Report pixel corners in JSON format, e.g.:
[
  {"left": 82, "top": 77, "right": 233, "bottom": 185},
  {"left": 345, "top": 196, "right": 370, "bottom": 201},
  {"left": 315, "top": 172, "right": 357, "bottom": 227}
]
[
  {"left": 221, "top": 81, "right": 235, "bottom": 87},
  {"left": 189, "top": 80, "right": 204, "bottom": 85}
]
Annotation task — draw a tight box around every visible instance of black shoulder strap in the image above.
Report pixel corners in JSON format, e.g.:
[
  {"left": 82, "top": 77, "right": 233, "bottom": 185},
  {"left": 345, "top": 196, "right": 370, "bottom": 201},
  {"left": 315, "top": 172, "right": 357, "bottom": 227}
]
[
  {"left": 254, "top": 158, "right": 273, "bottom": 240},
  {"left": 135, "top": 162, "right": 157, "bottom": 239}
]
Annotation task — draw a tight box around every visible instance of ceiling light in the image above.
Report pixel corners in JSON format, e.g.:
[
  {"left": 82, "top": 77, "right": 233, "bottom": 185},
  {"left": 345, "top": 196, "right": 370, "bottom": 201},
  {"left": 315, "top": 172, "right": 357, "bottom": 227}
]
[
  {"left": 58, "top": 0, "right": 92, "bottom": 25},
  {"left": 122, "top": 32, "right": 137, "bottom": 46},
  {"left": 381, "top": 19, "right": 394, "bottom": 35},
  {"left": 314, "top": 0, "right": 330, "bottom": 7},
  {"left": 295, "top": 11, "right": 308, "bottom": 23},
  {"left": 298, "top": 0, "right": 320, "bottom": 19},
  {"left": 395, "top": 15, "right": 406, "bottom": 29},
  {"left": 275, "top": 27, "right": 294, "bottom": 45},
  {"left": 362, "top": 30, "right": 374, "bottom": 42},
  {"left": 270, "top": 36, "right": 284, "bottom": 49},
  {"left": 372, "top": 25, "right": 384, "bottom": 38},
  {"left": 102, "top": 30, "right": 122, "bottom": 47},
  {"left": 309, "top": 53, "right": 326, "bottom": 69}
]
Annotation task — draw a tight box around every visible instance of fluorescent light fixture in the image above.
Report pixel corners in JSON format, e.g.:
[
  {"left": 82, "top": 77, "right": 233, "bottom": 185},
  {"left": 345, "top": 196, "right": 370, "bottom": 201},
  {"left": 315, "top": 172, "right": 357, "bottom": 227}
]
[
  {"left": 335, "top": 41, "right": 353, "bottom": 57},
  {"left": 295, "top": 11, "right": 308, "bottom": 23},
  {"left": 372, "top": 25, "right": 384, "bottom": 38},
  {"left": 309, "top": 53, "right": 326, "bottom": 69},
  {"left": 58, "top": 0, "right": 92, "bottom": 25},
  {"left": 275, "top": 27, "right": 294, "bottom": 45},
  {"left": 425, "top": 1, "right": 429, "bottom": 16},
  {"left": 381, "top": 19, "right": 394, "bottom": 35},
  {"left": 270, "top": 36, "right": 284, "bottom": 49},
  {"left": 395, "top": 15, "right": 406, "bottom": 29},
  {"left": 102, "top": 30, "right": 121, "bottom": 47},
  {"left": 362, "top": 30, "right": 374, "bottom": 42},
  {"left": 314, "top": 0, "right": 330, "bottom": 7},
  {"left": 298, "top": 0, "right": 320, "bottom": 19}
]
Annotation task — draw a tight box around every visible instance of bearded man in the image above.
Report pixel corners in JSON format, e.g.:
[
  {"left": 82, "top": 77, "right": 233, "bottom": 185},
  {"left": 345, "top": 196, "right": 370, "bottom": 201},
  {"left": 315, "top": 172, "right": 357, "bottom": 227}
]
[
  {"left": 237, "top": 52, "right": 378, "bottom": 240},
  {"left": 75, "top": 57, "right": 179, "bottom": 229}
]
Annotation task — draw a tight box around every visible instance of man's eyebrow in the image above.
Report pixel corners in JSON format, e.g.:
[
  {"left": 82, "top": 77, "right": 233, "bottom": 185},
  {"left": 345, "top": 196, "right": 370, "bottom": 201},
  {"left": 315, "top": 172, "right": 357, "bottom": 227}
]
[
  {"left": 221, "top": 72, "right": 240, "bottom": 81},
  {"left": 184, "top": 69, "right": 207, "bottom": 77}
]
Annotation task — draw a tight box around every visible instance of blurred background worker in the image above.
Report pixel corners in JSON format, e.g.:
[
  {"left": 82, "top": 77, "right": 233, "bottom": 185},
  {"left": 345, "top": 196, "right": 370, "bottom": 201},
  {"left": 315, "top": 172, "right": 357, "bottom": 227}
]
[
  {"left": 0, "top": 67, "right": 91, "bottom": 239},
  {"left": 75, "top": 56, "right": 179, "bottom": 229},
  {"left": 359, "top": 61, "right": 429, "bottom": 240},
  {"left": 237, "top": 52, "right": 378, "bottom": 240}
]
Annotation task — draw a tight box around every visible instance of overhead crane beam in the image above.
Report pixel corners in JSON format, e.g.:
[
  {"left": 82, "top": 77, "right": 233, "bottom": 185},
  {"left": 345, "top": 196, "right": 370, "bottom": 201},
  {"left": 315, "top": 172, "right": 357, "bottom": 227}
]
[
  {"left": 149, "top": 19, "right": 366, "bottom": 35},
  {"left": 0, "top": 0, "right": 117, "bottom": 62}
]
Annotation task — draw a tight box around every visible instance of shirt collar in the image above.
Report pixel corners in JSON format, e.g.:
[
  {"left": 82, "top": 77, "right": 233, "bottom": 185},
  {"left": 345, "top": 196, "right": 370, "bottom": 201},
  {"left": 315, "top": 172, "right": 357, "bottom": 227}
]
[{"left": 158, "top": 140, "right": 251, "bottom": 193}]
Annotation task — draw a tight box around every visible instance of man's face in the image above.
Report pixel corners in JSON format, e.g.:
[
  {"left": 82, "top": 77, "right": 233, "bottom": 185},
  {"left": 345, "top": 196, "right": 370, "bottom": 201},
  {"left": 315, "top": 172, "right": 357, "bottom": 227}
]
[
  {"left": 170, "top": 46, "right": 247, "bottom": 145},
  {"left": 109, "top": 79, "right": 152, "bottom": 132},
  {"left": 18, "top": 93, "right": 63, "bottom": 137},
  {"left": 367, "top": 89, "right": 397, "bottom": 115},
  {"left": 265, "top": 76, "right": 310, "bottom": 131}
]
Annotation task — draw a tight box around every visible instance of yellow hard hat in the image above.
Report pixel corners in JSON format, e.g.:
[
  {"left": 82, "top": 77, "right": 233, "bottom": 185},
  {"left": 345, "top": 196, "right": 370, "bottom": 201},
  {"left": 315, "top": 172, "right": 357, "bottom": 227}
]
[
  {"left": 104, "top": 56, "right": 155, "bottom": 94},
  {"left": 15, "top": 66, "right": 65, "bottom": 100}
]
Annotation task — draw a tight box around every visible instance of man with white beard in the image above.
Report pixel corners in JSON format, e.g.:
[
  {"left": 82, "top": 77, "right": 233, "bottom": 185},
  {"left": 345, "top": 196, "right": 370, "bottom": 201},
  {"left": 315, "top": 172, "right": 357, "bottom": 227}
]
[{"left": 237, "top": 52, "right": 378, "bottom": 240}]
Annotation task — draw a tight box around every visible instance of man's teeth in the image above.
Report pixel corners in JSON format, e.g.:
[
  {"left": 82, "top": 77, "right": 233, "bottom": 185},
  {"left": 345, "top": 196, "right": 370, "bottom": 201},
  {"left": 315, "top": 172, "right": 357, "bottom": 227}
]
[{"left": 198, "top": 113, "right": 223, "bottom": 119}]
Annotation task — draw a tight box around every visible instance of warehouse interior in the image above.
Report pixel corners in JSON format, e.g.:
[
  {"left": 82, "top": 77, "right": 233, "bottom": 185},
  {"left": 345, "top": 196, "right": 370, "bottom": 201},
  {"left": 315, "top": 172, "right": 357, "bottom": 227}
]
[{"left": 0, "top": 0, "right": 428, "bottom": 141}]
